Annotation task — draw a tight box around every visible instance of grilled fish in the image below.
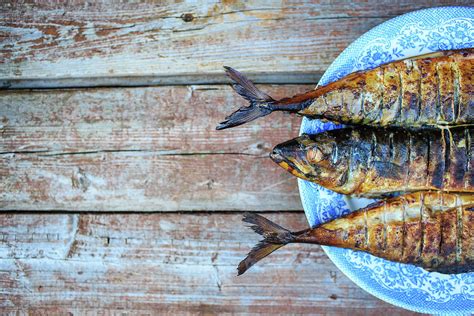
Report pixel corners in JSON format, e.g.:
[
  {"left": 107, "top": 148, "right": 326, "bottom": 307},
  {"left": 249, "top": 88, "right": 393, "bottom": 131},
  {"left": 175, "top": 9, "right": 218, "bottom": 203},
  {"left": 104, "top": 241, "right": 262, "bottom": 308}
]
[
  {"left": 217, "top": 49, "right": 474, "bottom": 130},
  {"left": 271, "top": 126, "right": 473, "bottom": 197},
  {"left": 238, "top": 192, "right": 474, "bottom": 275}
]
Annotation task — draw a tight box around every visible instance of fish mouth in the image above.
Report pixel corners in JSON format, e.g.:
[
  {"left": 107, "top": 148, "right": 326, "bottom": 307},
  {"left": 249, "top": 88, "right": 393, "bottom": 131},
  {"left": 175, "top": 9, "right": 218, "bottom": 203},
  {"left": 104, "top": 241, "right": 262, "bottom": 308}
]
[{"left": 270, "top": 147, "right": 311, "bottom": 181}]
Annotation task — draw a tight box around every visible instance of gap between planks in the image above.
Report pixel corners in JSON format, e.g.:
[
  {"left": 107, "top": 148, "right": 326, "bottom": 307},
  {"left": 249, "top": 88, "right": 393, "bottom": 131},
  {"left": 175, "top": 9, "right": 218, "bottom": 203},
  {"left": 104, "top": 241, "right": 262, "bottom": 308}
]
[{"left": 1, "top": 73, "right": 323, "bottom": 90}]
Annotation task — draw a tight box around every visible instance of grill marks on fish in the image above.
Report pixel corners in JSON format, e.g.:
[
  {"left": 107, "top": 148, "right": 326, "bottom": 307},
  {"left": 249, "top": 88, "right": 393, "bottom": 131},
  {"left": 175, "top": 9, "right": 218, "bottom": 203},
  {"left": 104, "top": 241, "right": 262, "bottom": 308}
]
[
  {"left": 381, "top": 63, "right": 401, "bottom": 125},
  {"left": 404, "top": 135, "right": 412, "bottom": 192},
  {"left": 238, "top": 192, "right": 474, "bottom": 275},
  {"left": 438, "top": 61, "right": 455, "bottom": 123},
  {"left": 428, "top": 128, "right": 444, "bottom": 189},
  {"left": 419, "top": 197, "right": 425, "bottom": 260},
  {"left": 462, "top": 202, "right": 474, "bottom": 267},
  {"left": 312, "top": 192, "right": 474, "bottom": 273},
  {"left": 300, "top": 49, "right": 474, "bottom": 128},
  {"left": 440, "top": 202, "right": 458, "bottom": 268},
  {"left": 434, "top": 61, "right": 442, "bottom": 124},
  {"left": 401, "top": 198, "right": 407, "bottom": 260},
  {"left": 359, "top": 68, "right": 381, "bottom": 124},
  {"left": 465, "top": 128, "right": 473, "bottom": 189},
  {"left": 273, "top": 126, "right": 473, "bottom": 196},
  {"left": 359, "top": 50, "right": 471, "bottom": 127},
  {"left": 218, "top": 49, "right": 474, "bottom": 130},
  {"left": 448, "top": 127, "right": 472, "bottom": 190},
  {"left": 442, "top": 129, "right": 451, "bottom": 188},
  {"left": 457, "top": 57, "right": 474, "bottom": 122},
  {"left": 419, "top": 59, "right": 436, "bottom": 124},
  {"left": 397, "top": 69, "right": 404, "bottom": 123},
  {"left": 420, "top": 195, "right": 438, "bottom": 266},
  {"left": 453, "top": 62, "right": 460, "bottom": 123},
  {"left": 400, "top": 60, "right": 417, "bottom": 125},
  {"left": 354, "top": 127, "right": 471, "bottom": 194},
  {"left": 456, "top": 195, "right": 463, "bottom": 266}
]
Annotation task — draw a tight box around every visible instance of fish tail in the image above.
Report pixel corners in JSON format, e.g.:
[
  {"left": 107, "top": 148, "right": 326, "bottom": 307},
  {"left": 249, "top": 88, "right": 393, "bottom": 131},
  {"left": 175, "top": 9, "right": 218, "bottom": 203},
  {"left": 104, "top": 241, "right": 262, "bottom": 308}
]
[
  {"left": 238, "top": 212, "right": 299, "bottom": 275},
  {"left": 216, "top": 67, "right": 276, "bottom": 130}
]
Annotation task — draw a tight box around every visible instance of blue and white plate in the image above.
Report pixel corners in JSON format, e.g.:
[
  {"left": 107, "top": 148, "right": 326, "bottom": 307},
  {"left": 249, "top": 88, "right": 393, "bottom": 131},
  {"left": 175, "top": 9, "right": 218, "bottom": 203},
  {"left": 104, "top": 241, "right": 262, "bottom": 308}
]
[{"left": 299, "top": 6, "right": 474, "bottom": 314}]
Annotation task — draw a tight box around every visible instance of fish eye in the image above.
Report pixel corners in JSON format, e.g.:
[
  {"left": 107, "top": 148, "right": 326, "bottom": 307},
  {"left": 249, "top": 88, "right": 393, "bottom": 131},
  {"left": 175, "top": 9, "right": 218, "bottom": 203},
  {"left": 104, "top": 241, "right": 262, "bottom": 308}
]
[{"left": 306, "top": 148, "right": 324, "bottom": 163}]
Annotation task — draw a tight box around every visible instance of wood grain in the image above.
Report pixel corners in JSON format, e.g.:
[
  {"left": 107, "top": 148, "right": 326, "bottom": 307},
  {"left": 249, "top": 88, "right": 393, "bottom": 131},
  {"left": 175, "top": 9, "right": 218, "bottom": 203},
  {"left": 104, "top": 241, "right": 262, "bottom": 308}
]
[
  {"left": 0, "top": 212, "right": 418, "bottom": 315},
  {"left": 0, "top": 85, "right": 307, "bottom": 154},
  {"left": 2, "top": 2, "right": 465, "bottom": 313},
  {"left": 0, "top": 152, "right": 302, "bottom": 211},
  {"left": 2, "top": 0, "right": 470, "bottom": 88},
  {"left": 0, "top": 85, "right": 308, "bottom": 211}
]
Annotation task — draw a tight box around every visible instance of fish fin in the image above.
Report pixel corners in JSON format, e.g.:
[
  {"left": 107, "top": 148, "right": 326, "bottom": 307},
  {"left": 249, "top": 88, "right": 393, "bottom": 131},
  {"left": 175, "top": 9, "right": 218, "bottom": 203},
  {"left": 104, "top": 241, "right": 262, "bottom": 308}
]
[
  {"left": 237, "top": 241, "right": 284, "bottom": 276},
  {"left": 237, "top": 213, "right": 296, "bottom": 275},
  {"left": 224, "top": 66, "right": 273, "bottom": 101},
  {"left": 216, "top": 67, "right": 275, "bottom": 130}
]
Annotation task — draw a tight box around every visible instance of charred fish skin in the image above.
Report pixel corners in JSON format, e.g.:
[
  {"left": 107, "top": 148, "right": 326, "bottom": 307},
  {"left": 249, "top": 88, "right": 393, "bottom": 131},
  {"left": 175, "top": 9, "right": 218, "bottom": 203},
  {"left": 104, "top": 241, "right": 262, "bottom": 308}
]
[
  {"left": 300, "top": 49, "right": 474, "bottom": 127},
  {"left": 217, "top": 49, "right": 474, "bottom": 130},
  {"left": 298, "top": 192, "right": 474, "bottom": 274},
  {"left": 271, "top": 126, "right": 473, "bottom": 197},
  {"left": 238, "top": 192, "right": 474, "bottom": 275}
]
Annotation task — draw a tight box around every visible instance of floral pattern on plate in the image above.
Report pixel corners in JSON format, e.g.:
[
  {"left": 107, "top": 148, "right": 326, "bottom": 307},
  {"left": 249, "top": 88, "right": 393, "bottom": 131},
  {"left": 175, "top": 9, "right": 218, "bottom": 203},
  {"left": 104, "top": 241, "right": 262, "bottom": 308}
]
[{"left": 298, "top": 6, "right": 474, "bottom": 315}]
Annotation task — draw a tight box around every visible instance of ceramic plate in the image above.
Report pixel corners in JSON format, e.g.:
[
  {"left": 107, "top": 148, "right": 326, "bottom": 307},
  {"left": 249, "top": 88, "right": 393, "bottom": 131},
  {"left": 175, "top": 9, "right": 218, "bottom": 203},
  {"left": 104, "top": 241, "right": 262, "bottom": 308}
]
[{"left": 299, "top": 6, "right": 474, "bottom": 314}]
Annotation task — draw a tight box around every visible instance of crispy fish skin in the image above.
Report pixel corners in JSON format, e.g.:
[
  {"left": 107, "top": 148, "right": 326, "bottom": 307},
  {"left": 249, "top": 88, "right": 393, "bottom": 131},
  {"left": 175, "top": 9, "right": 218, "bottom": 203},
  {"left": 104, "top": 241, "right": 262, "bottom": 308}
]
[
  {"left": 217, "top": 49, "right": 474, "bottom": 130},
  {"left": 300, "top": 49, "right": 474, "bottom": 126},
  {"left": 271, "top": 126, "right": 473, "bottom": 197},
  {"left": 238, "top": 192, "right": 474, "bottom": 275}
]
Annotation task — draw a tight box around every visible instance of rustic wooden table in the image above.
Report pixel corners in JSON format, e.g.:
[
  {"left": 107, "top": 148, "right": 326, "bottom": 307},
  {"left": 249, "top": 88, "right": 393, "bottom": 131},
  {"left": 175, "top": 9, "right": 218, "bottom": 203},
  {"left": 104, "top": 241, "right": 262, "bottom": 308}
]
[{"left": 1, "top": 1, "right": 470, "bottom": 314}]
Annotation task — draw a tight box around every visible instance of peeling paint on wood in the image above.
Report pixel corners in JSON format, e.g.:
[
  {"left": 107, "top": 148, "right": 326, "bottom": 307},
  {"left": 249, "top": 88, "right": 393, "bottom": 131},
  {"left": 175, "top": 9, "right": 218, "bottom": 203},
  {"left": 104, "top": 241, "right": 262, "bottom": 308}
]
[
  {"left": 1, "top": 0, "right": 469, "bottom": 88},
  {"left": 0, "top": 85, "right": 308, "bottom": 211},
  {"left": 0, "top": 212, "right": 418, "bottom": 315},
  {"left": 0, "top": 85, "right": 307, "bottom": 155},
  {"left": 0, "top": 153, "right": 302, "bottom": 211}
]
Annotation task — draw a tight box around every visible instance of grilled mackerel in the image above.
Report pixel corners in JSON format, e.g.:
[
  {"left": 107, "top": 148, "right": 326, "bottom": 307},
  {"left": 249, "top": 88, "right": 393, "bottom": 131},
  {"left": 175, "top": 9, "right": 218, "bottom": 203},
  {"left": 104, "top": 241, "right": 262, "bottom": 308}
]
[
  {"left": 238, "top": 192, "right": 474, "bottom": 275},
  {"left": 271, "top": 126, "right": 473, "bottom": 197},
  {"left": 217, "top": 49, "right": 474, "bottom": 130}
]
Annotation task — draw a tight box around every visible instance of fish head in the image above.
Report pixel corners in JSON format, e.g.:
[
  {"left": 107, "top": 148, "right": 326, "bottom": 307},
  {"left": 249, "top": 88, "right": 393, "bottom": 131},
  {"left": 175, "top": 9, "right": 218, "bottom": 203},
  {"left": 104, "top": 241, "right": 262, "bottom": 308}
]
[{"left": 270, "top": 133, "right": 351, "bottom": 190}]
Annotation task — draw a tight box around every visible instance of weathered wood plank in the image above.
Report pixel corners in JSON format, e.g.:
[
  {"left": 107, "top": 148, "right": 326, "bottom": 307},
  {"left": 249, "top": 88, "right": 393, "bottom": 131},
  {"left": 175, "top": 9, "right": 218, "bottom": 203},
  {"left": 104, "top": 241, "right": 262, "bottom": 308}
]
[
  {"left": 0, "top": 212, "right": 418, "bottom": 315},
  {"left": 1, "top": 0, "right": 469, "bottom": 88},
  {"left": 0, "top": 153, "right": 301, "bottom": 211},
  {"left": 0, "top": 85, "right": 307, "bottom": 211},
  {"left": 0, "top": 85, "right": 307, "bottom": 154}
]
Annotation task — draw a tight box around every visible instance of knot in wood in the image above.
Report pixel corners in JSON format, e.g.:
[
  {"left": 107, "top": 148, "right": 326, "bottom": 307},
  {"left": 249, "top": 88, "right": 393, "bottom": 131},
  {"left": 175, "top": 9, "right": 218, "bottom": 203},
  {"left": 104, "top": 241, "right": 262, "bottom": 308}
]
[{"left": 181, "top": 13, "right": 194, "bottom": 22}]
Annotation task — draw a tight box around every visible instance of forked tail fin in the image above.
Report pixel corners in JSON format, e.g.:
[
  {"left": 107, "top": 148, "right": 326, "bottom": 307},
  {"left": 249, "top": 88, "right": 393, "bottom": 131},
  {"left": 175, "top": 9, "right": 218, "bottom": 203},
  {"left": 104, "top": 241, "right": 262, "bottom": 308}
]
[
  {"left": 238, "top": 213, "right": 298, "bottom": 275},
  {"left": 216, "top": 67, "right": 276, "bottom": 130}
]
